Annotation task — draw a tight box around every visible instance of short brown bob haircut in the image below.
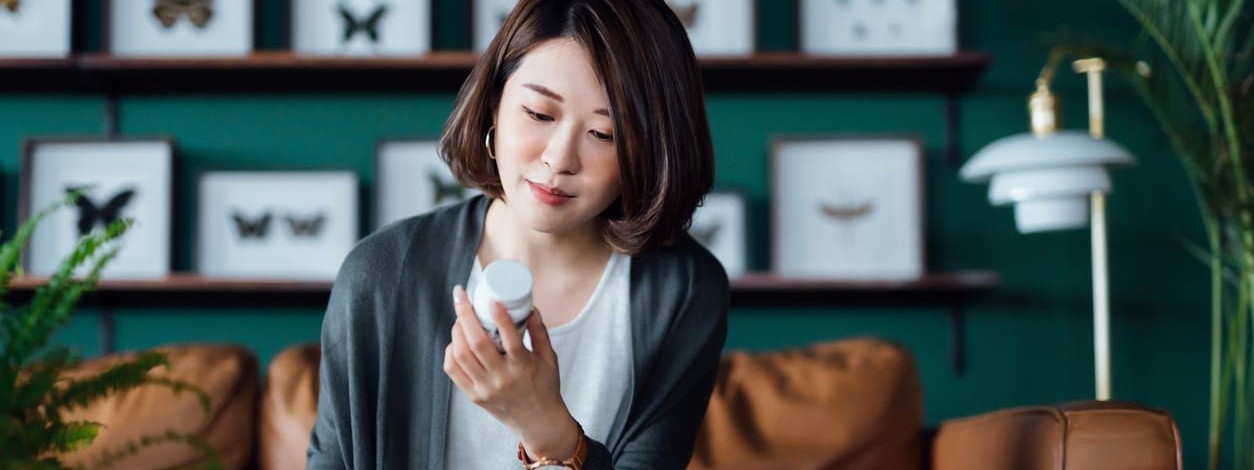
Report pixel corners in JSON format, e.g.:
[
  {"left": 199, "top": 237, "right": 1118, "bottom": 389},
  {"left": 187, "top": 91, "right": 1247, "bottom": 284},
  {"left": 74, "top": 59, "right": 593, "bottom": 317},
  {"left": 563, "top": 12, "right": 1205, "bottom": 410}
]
[{"left": 440, "top": 0, "right": 714, "bottom": 256}]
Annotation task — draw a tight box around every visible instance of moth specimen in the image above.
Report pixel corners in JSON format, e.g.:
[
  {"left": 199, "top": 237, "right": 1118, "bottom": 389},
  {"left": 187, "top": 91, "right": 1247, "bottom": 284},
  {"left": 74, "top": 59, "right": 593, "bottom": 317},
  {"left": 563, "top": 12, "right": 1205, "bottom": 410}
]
[{"left": 152, "top": 0, "right": 214, "bottom": 29}]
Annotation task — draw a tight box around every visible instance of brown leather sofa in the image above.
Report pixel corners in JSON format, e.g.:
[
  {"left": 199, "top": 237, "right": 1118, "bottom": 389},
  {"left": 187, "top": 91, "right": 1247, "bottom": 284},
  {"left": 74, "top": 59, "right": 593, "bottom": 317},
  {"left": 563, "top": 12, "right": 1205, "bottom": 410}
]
[{"left": 52, "top": 340, "right": 1182, "bottom": 469}]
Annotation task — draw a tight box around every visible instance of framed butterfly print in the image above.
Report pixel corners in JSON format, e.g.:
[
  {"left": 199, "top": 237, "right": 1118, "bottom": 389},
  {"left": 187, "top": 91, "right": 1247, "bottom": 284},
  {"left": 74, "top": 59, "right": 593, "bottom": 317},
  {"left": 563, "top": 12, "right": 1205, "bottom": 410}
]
[
  {"left": 470, "top": 0, "right": 513, "bottom": 52},
  {"left": 291, "top": 0, "right": 431, "bottom": 57},
  {"left": 771, "top": 136, "right": 924, "bottom": 280},
  {"left": 374, "top": 139, "right": 479, "bottom": 230},
  {"left": 473, "top": 0, "right": 754, "bottom": 56},
  {"left": 198, "top": 171, "right": 358, "bottom": 280},
  {"left": 665, "top": 0, "right": 754, "bottom": 56},
  {"left": 799, "top": 0, "right": 957, "bottom": 57},
  {"left": 689, "top": 190, "right": 749, "bottom": 279},
  {"left": 0, "top": 0, "right": 71, "bottom": 58},
  {"left": 105, "top": 0, "right": 254, "bottom": 57},
  {"left": 19, "top": 138, "right": 175, "bottom": 279}
]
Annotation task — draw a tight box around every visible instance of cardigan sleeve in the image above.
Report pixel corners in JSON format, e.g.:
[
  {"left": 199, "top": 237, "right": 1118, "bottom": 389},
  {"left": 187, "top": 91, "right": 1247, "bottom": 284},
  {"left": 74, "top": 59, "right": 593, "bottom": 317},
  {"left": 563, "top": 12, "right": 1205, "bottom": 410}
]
[
  {"left": 307, "top": 238, "right": 390, "bottom": 470},
  {"left": 583, "top": 247, "right": 731, "bottom": 469}
]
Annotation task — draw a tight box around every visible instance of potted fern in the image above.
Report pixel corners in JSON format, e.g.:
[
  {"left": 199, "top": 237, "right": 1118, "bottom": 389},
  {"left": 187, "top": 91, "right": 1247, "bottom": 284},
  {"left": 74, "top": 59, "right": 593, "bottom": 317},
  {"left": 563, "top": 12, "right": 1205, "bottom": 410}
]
[
  {"left": 1078, "top": 0, "right": 1251, "bottom": 468},
  {"left": 0, "top": 192, "right": 218, "bottom": 470}
]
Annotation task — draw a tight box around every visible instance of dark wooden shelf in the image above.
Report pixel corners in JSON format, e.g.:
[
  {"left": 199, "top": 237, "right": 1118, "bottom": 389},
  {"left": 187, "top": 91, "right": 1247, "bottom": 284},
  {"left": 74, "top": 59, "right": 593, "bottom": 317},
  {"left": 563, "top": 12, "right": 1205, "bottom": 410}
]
[
  {"left": 731, "top": 271, "right": 999, "bottom": 307},
  {"left": 6, "top": 273, "right": 333, "bottom": 307},
  {"left": 7, "top": 273, "right": 331, "bottom": 293},
  {"left": 0, "top": 51, "right": 992, "bottom": 93},
  {"left": 0, "top": 58, "right": 87, "bottom": 90},
  {"left": 697, "top": 52, "right": 992, "bottom": 92},
  {"left": 5, "top": 270, "right": 997, "bottom": 374},
  {"left": 5, "top": 270, "right": 997, "bottom": 307}
]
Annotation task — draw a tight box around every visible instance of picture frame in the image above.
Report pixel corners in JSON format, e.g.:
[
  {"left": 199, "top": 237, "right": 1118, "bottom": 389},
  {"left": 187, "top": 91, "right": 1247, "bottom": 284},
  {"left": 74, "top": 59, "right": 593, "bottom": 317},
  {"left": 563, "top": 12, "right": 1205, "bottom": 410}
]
[
  {"left": 771, "top": 136, "right": 924, "bottom": 280},
  {"left": 374, "top": 139, "right": 480, "bottom": 231},
  {"left": 470, "top": 0, "right": 515, "bottom": 53},
  {"left": 689, "top": 189, "right": 749, "bottom": 279},
  {"left": 798, "top": 0, "right": 957, "bottom": 57},
  {"left": 665, "top": 0, "right": 755, "bottom": 57},
  {"left": 472, "top": 0, "right": 754, "bottom": 56},
  {"left": 105, "top": 0, "right": 254, "bottom": 57},
  {"left": 198, "top": 171, "right": 358, "bottom": 280},
  {"left": 0, "top": 0, "right": 72, "bottom": 58},
  {"left": 19, "top": 137, "right": 175, "bottom": 279},
  {"left": 291, "top": 0, "right": 431, "bottom": 57}
]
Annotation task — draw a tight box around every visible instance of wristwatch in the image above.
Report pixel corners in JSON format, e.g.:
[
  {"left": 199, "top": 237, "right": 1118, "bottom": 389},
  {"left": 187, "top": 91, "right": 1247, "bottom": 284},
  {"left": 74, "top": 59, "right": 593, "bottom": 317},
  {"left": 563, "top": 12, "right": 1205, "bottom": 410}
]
[{"left": 517, "top": 423, "right": 588, "bottom": 470}]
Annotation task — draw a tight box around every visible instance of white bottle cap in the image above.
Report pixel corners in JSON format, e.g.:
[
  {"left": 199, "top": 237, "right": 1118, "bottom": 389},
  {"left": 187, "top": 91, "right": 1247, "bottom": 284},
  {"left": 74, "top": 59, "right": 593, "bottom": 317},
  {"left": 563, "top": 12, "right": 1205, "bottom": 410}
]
[{"left": 480, "top": 259, "right": 533, "bottom": 323}]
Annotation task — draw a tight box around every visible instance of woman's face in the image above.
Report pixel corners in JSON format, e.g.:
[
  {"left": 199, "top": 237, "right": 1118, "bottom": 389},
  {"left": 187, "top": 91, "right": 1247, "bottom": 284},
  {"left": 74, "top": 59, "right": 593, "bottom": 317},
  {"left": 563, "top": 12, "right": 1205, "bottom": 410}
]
[{"left": 492, "top": 38, "right": 621, "bottom": 237}]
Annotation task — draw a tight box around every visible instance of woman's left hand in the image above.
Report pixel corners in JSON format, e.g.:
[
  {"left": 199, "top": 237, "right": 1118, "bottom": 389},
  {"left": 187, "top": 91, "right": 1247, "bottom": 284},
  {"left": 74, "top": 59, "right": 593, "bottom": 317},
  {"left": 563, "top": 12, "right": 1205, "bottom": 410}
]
[{"left": 443, "top": 285, "right": 582, "bottom": 461}]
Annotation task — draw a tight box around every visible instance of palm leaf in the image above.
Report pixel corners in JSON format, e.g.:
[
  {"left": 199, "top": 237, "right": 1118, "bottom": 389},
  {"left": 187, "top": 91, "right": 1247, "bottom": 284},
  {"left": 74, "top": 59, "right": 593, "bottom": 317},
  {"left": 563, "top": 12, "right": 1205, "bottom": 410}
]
[{"left": 1116, "top": 0, "right": 1222, "bottom": 132}]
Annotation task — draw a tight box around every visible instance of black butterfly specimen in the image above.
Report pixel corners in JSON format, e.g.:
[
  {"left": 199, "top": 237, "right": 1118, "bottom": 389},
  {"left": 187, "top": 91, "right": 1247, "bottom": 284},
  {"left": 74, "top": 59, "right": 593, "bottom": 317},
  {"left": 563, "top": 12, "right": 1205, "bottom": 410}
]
[
  {"left": 429, "top": 170, "right": 466, "bottom": 205},
  {"left": 338, "top": 4, "right": 388, "bottom": 43},
  {"left": 666, "top": 2, "right": 698, "bottom": 28},
  {"left": 231, "top": 210, "right": 271, "bottom": 239},
  {"left": 1, "top": 0, "right": 20, "bottom": 14},
  {"left": 818, "top": 201, "right": 874, "bottom": 221},
  {"left": 152, "top": 0, "right": 214, "bottom": 29},
  {"left": 690, "top": 222, "right": 721, "bottom": 247},
  {"left": 67, "top": 187, "right": 136, "bottom": 236},
  {"left": 285, "top": 213, "right": 325, "bottom": 238}
]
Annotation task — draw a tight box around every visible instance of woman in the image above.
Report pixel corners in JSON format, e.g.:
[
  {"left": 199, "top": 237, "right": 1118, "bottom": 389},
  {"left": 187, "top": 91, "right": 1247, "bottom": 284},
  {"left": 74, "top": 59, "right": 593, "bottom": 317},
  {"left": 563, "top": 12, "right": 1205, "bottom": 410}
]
[{"left": 306, "top": 0, "right": 727, "bottom": 468}]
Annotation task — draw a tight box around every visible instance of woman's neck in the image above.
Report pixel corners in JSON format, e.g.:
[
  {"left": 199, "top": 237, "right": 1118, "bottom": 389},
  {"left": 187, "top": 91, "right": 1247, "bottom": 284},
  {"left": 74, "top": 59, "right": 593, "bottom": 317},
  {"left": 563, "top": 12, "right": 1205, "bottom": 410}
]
[{"left": 479, "top": 198, "right": 611, "bottom": 272}]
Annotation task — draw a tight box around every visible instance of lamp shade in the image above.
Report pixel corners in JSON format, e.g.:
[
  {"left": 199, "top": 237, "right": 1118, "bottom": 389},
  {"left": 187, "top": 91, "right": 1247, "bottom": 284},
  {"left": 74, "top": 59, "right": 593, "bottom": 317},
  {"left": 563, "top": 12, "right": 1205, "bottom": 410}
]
[{"left": 962, "top": 130, "right": 1134, "bottom": 233}]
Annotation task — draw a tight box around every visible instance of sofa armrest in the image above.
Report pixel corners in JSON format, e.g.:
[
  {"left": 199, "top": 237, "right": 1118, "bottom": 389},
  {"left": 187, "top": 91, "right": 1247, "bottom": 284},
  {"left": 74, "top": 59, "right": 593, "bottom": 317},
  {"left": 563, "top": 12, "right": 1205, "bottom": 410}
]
[
  {"left": 689, "top": 338, "right": 923, "bottom": 470},
  {"left": 931, "top": 400, "right": 1181, "bottom": 470}
]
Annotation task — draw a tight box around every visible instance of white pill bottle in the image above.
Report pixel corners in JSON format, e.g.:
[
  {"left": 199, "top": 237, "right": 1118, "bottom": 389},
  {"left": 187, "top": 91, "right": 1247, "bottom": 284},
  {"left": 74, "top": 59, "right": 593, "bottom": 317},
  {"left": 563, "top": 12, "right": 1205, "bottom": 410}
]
[{"left": 472, "top": 259, "right": 534, "bottom": 349}]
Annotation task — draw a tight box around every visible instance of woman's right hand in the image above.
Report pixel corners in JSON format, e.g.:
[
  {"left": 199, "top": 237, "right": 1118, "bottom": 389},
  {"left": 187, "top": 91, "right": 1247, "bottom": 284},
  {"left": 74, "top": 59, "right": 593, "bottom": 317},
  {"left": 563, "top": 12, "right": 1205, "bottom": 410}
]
[{"left": 443, "top": 285, "right": 583, "bottom": 461}]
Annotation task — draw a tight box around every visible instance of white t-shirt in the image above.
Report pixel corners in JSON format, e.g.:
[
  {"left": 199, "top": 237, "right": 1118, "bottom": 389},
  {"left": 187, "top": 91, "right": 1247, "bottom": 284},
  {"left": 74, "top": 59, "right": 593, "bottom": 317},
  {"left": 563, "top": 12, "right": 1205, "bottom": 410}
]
[{"left": 444, "top": 252, "right": 633, "bottom": 469}]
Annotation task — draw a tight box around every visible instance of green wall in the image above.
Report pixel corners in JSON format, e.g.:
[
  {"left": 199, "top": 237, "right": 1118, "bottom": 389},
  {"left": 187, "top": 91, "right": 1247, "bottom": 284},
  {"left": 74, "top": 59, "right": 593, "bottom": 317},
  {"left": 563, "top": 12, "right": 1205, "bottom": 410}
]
[{"left": 0, "top": 1, "right": 1222, "bottom": 467}]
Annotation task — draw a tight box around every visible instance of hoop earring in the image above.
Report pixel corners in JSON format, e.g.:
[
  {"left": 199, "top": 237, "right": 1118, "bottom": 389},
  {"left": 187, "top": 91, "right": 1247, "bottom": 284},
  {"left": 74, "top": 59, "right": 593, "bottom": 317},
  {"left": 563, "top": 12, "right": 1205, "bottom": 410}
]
[{"left": 484, "top": 126, "right": 497, "bottom": 160}]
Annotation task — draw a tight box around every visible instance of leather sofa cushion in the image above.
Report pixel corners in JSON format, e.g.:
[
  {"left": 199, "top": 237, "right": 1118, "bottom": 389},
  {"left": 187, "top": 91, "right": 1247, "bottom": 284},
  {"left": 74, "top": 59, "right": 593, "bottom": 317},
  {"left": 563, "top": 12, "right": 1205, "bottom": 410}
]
[
  {"left": 57, "top": 343, "right": 258, "bottom": 470},
  {"left": 932, "top": 400, "right": 1182, "bottom": 470},
  {"left": 688, "top": 338, "right": 923, "bottom": 470},
  {"left": 257, "top": 342, "right": 320, "bottom": 470}
]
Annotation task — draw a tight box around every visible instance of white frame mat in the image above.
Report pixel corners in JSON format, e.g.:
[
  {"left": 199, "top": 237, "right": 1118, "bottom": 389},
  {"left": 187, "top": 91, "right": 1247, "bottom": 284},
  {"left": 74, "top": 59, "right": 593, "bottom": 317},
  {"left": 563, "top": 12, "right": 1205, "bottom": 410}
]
[
  {"left": 23, "top": 139, "right": 174, "bottom": 279},
  {"left": 198, "top": 171, "right": 358, "bottom": 280},
  {"left": 799, "top": 0, "right": 957, "bottom": 57},
  {"left": 292, "top": 0, "right": 431, "bottom": 56},
  {"left": 666, "top": 0, "right": 754, "bottom": 57},
  {"left": 690, "top": 190, "right": 749, "bottom": 279},
  {"left": 108, "top": 0, "right": 254, "bottom": 57},
  {"left": 772, "top": 137, "right": 925, "bottom": 280},
  {"left": 0, "top": 0, "right": 71, "bottom": 58},
  {"left": 375, "top": 140, "right": 479, "bottom": 230}
]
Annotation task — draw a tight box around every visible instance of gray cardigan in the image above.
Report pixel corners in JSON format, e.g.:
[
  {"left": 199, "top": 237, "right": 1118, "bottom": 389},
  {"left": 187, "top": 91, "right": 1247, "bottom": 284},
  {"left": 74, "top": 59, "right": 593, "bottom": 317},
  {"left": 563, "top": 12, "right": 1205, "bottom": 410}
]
[{"left": 306, "top": 195, "right": 729, "bottom": 469}]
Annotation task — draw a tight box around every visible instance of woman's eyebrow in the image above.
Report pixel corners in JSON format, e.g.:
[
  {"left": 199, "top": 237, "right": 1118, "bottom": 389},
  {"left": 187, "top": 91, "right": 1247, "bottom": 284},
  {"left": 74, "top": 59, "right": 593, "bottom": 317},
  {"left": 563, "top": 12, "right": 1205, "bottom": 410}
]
[
  {"left": 523, "top": 83, "right": 563, "bottom": 102},
  {"left": 522, "top": 83, "right": 610, "bottom": 116}
]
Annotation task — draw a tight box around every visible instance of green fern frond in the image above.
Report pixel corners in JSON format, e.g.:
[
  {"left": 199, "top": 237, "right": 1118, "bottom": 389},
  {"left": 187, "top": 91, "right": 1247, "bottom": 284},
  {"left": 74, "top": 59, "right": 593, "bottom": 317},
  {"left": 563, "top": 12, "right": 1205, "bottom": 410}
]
[
  {"left": 86, "top": 430, "right": 222, "bottom": 470},
  {"left": 0, "top": 197, "right": 218, "bottom": 468},
  {"left": 0, "top": 191, "right": 84, "bottom": 299},
  {"left": 52, "top": 350, "right": 170, "bottom": 411},
  {"left": 142, "top": 378, "right": 214, "bottom": 420},
  {"left": 9, "top": 220, "right": 128, "bottom": 370},
  {"left": 44, "top": 421, "right": 101, "bottom": 454}
]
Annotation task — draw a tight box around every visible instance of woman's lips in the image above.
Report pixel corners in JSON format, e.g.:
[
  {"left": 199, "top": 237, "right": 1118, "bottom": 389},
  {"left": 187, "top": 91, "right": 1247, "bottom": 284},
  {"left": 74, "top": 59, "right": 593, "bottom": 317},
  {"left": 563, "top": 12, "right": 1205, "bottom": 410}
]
[{"left": 528, "top": 181, "right": 573, "bottom": 206}]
